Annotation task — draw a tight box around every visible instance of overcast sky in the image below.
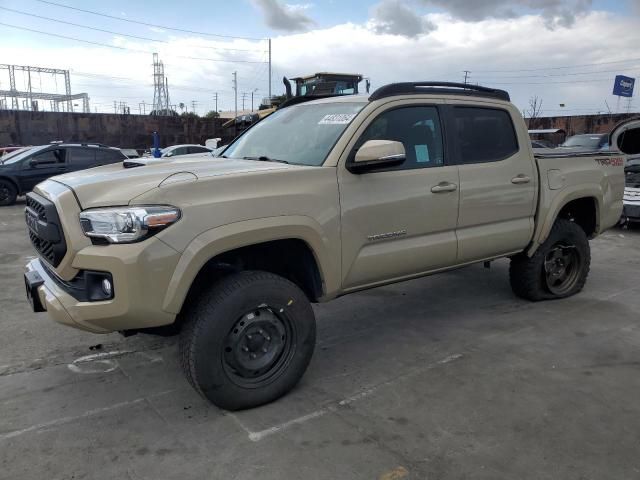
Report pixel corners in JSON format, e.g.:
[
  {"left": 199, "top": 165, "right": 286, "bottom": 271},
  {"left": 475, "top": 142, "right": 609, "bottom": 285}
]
[{"left": 0, "top": 0, "right": 639, "bottom": 115}]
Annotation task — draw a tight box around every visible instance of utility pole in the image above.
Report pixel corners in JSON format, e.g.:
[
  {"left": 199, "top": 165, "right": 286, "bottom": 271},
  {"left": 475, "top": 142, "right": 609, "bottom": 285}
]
[
  {"left": 241, "top": 92, "right": 248, "bottom": 111},
  {"left": 114, "top": 100, "right": 117, "bottom": 114},
  {"left": 268, "top": 38, "right": 272, "bottom": 103},
  {"left": 463, "top": 70, "right": 471, "bottom": 85},
  {"left": 251, "top": 89, "right": 258, "bottom": 112},
  {"left": 213, "top": 92, "right": 218, "bottom": 113},
  {"left": 191, "top": 100, "right": 198, "bottom": 115},
  {"left": 232, "top": 71, "right": 238, "bottom": 118}
]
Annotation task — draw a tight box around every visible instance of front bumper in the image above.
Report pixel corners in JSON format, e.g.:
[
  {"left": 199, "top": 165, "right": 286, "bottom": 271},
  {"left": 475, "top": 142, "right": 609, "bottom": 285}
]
[{"left": 25, "top": 237, "right": 181, "bottom": 333}]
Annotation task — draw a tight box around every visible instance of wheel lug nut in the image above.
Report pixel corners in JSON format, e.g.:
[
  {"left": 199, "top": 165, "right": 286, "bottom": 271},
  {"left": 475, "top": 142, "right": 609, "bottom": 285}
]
[
  {"left": 266, "top": 336, "right": 271, "bottom": 341},
  {"left": 247, "top": 334, "right": 252, "bottom": 340},
  {"left": 262, "top": 348, "right": 268, "bottom": 353},
  {"left": 242, "top": 347, "right": 249, "bottom": 352},
  {"left": 259, "top": 329, "right": 264, "bottom": 334},
  {"left": 250, "top": 353, "right": 256, "bottom": 359}
]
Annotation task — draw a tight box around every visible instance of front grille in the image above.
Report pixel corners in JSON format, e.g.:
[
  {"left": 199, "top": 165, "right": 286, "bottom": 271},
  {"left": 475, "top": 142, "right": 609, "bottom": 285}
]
[
  {"left": 26, "top": 195, "right": 47, "bottom": 221},
  {"left": 25, "top": 192, "right": 67, "bottom": 267}
]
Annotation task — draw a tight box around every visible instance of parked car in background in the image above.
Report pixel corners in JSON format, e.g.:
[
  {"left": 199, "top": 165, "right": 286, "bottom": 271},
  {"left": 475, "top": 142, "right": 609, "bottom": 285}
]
[
  {"left": 558, "top": 133, "right": 608, "bottom": 151},
  {"left": 622, "top": 158, "right": 640, "bottom": 225},
  {"left": 0, "top": 143, "right": 127, "bottom": 206},
  {"left": 161, "top": 144, "right": 214, "bottom": 157}
]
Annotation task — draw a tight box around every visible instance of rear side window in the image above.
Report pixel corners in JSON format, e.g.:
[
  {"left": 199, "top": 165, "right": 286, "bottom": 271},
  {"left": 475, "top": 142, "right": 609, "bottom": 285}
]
[
  {"left": 67, "top": 148, "right": 96, "bottom": 168},
  {"left": 452, "top": 107, "right": 519, "bottom": 163},
  {"left": 96, "top": 149, "right": 126, "bottom": 163},
  {"left": 188, "top": 146, "right": 210, "bottom": 154}
]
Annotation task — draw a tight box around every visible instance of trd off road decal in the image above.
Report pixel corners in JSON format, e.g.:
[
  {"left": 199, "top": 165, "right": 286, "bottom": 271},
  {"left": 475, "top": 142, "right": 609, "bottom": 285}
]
[{"left": 595, "top": 157, "right": 624, "bottom": 167}]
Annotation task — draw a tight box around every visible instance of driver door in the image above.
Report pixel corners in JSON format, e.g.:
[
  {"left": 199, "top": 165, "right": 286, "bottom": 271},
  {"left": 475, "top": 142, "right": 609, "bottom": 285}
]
[
  {"left": 20, "top": 148, "right": 67, "bottom": 191},
  {"left": 338, "top": 103, "right": 460, "bottom": 291}
]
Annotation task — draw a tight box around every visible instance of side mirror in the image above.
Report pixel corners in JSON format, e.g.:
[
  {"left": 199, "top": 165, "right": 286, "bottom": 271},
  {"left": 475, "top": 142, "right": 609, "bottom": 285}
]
[{"left": 348, "top": 140, "right": 406, "bottom": 174}]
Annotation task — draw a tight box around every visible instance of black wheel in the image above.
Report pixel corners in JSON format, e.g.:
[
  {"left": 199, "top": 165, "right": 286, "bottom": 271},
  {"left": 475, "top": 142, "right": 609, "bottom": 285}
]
[
  {"left": 509, "top": 219, "right": 590, "bottom": 301},
  {"left": 179, "top": 270, "right": 316, "bottom": 410},
  {"left": 0, "top": 180, "right": 17, "bottom": 206}
]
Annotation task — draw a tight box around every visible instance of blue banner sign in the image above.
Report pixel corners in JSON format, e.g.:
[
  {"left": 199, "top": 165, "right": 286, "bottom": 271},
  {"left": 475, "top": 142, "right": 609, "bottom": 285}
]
[{"left": 613, "top": 75, "right": 635, "bottom": 97}]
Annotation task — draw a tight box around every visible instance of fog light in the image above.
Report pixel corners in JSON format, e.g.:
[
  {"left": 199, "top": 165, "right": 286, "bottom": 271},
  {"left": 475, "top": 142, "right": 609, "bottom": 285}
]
[{"left": 101, "top": 278, "right": 113, "bottom": 297}]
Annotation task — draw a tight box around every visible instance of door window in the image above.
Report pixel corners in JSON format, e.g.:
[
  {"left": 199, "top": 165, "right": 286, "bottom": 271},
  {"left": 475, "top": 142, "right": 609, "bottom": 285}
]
[
  {"left": 96, "top": 149, "right": 126, "bottom": 164},
  {"left": 452, "top": 107, "right": 519, "bottom": 163},
  {"left": 353, "top": 106, "right": 444, "bottom": 170},
  {"left": 187, "top": 146, "right": 210, "bottom": 154},
  {"left": 29, "top": 149, "right": 65, "bottom": 168},
  {"left": 67, "top": 148, "right": 97, "bottom": 168}
]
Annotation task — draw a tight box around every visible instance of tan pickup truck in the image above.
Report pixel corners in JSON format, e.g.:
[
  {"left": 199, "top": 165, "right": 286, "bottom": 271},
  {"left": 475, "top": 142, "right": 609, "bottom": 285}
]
[{"left": 24, "top": 82, "right": 625, "bottom": 410}]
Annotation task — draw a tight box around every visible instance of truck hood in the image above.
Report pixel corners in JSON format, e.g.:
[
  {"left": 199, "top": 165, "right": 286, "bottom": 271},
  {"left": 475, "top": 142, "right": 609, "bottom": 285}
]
[{"left": 51, "top": 157, "right": 294, "bottom": 208}]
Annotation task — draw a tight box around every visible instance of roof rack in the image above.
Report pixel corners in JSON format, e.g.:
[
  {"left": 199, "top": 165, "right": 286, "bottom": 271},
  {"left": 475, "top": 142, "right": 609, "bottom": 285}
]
[{"left": 369, "top": 82, "right": 510, "bottom": 102}]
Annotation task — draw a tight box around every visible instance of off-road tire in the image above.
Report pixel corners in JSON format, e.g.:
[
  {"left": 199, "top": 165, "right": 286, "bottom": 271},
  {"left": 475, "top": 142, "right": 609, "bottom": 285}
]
[
  {"left": 0, "top": 180, "right": 17, "bottom": 206},
  {"left": 179, "top": 270, "right": 316, "bottom": 410},
  {"left": 509, "top": 219, "right": 591, "bottom": 301}
]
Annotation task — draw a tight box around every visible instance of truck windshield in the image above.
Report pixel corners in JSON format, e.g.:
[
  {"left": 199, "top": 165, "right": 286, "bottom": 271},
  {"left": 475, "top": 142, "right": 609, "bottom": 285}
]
[{"left": 223, "top": 102, "right": 365, "bottom": 166}]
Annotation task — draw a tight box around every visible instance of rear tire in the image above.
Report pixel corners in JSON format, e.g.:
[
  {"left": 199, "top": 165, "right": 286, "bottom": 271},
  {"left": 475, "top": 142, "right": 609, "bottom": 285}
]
[
  {"left": 179, "top": 270, "right": 316, "bottom": 410},
  {"left": 0, "top": 180, "right": 17, "bottom": 206},
  {"left": 509, "top": 219, "right": 591, "bottom": 301}
]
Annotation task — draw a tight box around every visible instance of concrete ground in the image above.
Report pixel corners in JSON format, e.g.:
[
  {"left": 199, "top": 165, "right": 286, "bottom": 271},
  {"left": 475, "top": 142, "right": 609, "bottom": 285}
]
[{"left": 1, "top": 198, "right": 640, "bottom": 480}]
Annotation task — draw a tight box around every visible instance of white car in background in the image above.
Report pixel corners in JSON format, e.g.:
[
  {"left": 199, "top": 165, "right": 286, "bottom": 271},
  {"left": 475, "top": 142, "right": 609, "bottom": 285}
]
[{"left": 161, "top": 144, "right": 214, "bottom": 157}]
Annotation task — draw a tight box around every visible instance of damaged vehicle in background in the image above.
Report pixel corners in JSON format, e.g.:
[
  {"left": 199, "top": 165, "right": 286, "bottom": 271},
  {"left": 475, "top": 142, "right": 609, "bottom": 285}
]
[{"left": 609, "top": 117, "right": 640, "bottom": 226}]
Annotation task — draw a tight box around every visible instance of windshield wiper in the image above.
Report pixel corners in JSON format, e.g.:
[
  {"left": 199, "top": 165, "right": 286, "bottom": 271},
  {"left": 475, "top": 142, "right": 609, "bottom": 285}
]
[{"left": 242, "top": 156, "right": 289, "bottom": 164}]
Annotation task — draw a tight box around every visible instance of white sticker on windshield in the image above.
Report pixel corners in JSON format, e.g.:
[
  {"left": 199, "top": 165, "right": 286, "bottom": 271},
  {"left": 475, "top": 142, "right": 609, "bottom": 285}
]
[{"left": 319, "top": 114, "right": 356, "bottom": 125}]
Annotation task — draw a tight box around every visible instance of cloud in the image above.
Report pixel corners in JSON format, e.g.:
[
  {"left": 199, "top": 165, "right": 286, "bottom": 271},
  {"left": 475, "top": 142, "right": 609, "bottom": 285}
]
[
  {"left": 369, "top": 0, "right": 436, "bottom": 37},
  {"left": 420, "top": 0, "right": 593, "bottom": 28},
  {"left": 252, "top": 0, "right": 315, "bottom": 32},
  {"left": 4, "top": 8, "right": 638, "bottom": 116}
]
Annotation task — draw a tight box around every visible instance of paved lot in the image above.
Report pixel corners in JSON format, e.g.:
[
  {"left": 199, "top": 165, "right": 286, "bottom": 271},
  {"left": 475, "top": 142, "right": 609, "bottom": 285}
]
[{"left": 1, "top": 198, "right": 640, "bottom": 480}]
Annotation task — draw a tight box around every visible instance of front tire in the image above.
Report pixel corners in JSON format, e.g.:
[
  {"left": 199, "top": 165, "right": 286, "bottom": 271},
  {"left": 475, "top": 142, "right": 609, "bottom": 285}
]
[
  {"left": 180, "top": 271, "right": 316, "bottom": 410},
  {"left": 0, "top": 180, "right": 17, "bottom": 206},
  {"left": 509, "top": 219, "right": 591, "bottom": 301}
]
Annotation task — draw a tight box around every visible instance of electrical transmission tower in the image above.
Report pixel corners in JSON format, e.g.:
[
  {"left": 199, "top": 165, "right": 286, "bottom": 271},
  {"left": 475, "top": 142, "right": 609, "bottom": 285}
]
[
  {"left": 0, "top": 64, "right": 89, "bottom": 113},
  {"left": 241, "top": 92, "right": 248, "bottom": 111},
  {"left": 152, "top": 53, "right": 171, "bottom": 115}
]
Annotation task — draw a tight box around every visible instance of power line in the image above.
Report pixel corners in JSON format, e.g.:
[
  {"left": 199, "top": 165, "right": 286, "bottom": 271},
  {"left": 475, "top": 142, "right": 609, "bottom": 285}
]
[
  {"left": 0, "top": 22, "right": 266, "bottom": 63},
  {"left": 473, "top": 66, "right": 640, "bottom": 80},
  {"left": 473, "top": 57, "right": 640, "bottom": 73},
  {"left": 35, "top": 0, "right": 265, "bottom": 41},
  {"left": 0, "top": 6, "right": 267, "bottom": 53}
]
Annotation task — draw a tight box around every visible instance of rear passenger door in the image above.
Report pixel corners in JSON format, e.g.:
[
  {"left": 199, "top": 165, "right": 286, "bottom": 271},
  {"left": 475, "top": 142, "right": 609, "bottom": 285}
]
[
  {"left": 339, "top": 103, "right": 460, "bottom": 290},
  {"left": 448, "top": 104, "right": 537, "bottom": 262}
]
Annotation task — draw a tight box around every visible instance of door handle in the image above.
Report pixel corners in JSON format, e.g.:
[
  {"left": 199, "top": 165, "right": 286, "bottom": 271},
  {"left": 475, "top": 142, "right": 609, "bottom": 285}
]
[
  {"left": 511, "top": 175, "right": 531, "bottom": 184},
  {"left": 431, "top": 182, "right": 458, "bottom": 193}
]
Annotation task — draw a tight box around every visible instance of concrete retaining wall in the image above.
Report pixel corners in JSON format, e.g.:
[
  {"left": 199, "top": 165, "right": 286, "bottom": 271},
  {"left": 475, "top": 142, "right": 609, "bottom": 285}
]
[{"left": 0, "top": 111, "right": 230, "bottom": 149}]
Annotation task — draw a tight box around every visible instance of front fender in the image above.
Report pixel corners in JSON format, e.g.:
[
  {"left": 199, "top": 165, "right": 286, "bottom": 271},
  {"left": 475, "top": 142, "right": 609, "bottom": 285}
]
[{"left": 161, "top": 215, "right": 340, "bottom": 314}]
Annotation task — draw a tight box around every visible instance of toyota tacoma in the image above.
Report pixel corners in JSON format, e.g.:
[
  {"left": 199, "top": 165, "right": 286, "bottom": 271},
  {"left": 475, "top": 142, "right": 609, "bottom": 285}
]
[{"left": 24, "top": 82, "right": 626, "bottom": 410}]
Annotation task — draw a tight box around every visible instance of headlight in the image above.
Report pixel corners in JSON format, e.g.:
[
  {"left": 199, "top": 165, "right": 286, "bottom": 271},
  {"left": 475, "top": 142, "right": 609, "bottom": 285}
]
[{"left": 79, "top": 206, "right": 181, "bottom": 243}]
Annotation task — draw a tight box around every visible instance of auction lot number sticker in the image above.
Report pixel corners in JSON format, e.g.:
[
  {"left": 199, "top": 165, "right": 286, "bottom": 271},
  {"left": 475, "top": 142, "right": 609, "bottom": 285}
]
[{"left": 319, "top": 114, "right": 357, "bottom": 125}]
